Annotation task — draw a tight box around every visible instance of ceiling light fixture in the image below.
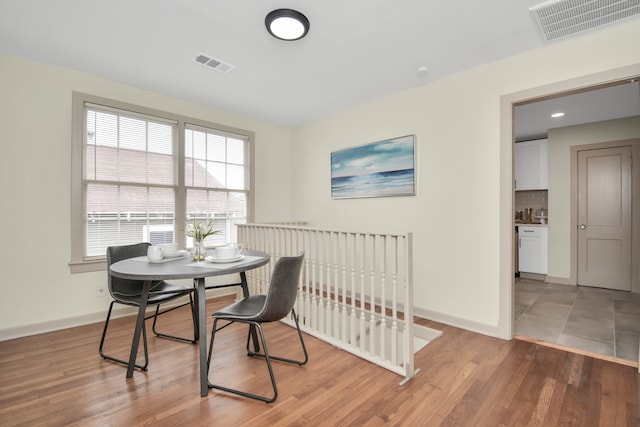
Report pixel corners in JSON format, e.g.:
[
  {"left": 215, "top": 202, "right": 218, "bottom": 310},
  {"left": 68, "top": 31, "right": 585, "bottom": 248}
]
[
  {"left": 551, "top": 112, "right": 565, "bottom": 118},
  {"left": 265, "top": 9, "right": 310, "bottom": 41}
]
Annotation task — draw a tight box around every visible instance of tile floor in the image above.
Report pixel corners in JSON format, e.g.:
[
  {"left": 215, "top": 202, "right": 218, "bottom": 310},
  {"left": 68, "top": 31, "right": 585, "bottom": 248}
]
[{"left": 514, "top": 278, "right": 640, "bottom": 362}]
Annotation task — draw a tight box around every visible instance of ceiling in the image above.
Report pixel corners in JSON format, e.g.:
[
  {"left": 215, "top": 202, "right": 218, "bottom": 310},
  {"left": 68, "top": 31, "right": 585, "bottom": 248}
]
[
  {"left": 514, "top": 80, "right": 640, "bottom": 141},
  {"left": 0, "top": 0, "right": 639, "bottom": 130}
]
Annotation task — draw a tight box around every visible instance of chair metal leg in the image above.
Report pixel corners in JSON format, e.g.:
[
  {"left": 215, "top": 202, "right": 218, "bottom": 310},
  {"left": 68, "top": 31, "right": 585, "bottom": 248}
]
[
  {"left": 150, "top": 294, "right": 198, "bottom": 344},
  {"left": 245, "top": 309, "right": 309, "bottom": 366},
  {"left": 208, "top": 320, "right": 278, "bottom": 403},
  {"left": 99, "top": 301, "right": 149, "bottom": 371}
]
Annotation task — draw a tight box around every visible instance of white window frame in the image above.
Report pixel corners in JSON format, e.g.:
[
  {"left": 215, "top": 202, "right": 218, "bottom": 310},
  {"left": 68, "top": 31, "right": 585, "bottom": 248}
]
[{"left": 70, "top": 92, "right": 255, "bottom": 273}]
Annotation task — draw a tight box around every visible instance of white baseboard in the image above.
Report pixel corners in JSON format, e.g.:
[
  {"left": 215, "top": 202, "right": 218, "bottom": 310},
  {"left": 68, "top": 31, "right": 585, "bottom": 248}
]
[
  {"left": 413, "top": 306, "right": 500, "bottom": 338},
  {"left": 545, "top": 276, "right": 576, "bottom": 285},
  {"left": 519, "top": 272, "right": 546, "bottom": 281},
  {"left": 0, "top": 288, "right": 236, "bottom": 342},
  {"left": 3, "top": 293, "right": 502, "bottom": 343}
]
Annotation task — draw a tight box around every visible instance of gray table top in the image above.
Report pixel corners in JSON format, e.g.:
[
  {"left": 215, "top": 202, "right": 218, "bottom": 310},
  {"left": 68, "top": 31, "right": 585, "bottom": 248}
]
[{"left": 109, "top": 249, "right": 270, "bottom": 281}]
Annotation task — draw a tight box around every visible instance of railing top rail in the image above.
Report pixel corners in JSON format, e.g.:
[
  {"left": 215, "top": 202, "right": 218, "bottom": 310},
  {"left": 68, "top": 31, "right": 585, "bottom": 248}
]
[{"left": 240, "top": 223, "right": 411, "bottom": 239}]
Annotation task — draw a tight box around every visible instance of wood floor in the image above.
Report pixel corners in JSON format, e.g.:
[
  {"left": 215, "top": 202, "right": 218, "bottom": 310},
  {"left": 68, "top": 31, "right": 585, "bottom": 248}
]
[{"left": 1, "top": 295, "right": 639, "bottom": 426}]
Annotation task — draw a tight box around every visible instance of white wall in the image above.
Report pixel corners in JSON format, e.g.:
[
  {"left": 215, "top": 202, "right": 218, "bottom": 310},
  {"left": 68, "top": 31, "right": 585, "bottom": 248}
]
[
  {"left": 291, "top": 19, "right": 640, "bottom": 337},
  {"left": 0, "top": 54, "right": 293, "bottom": 338},
  {"left": 547, "top": 116, "right": 640, "bottom": 286}
]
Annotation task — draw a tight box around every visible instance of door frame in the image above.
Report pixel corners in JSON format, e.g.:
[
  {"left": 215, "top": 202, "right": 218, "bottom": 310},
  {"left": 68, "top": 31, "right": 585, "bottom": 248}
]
[
  {"left": 498, "top": 63, "right": 640, "bottom": 340},
  {"left": 570, "top": 140, "right": 640, "bottom": 291}
]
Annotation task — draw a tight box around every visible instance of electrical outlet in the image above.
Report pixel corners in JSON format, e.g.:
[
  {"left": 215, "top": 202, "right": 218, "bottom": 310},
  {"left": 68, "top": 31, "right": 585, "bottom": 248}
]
[{"left": 96, "top": 287, "right": 107, "bottom": 298}]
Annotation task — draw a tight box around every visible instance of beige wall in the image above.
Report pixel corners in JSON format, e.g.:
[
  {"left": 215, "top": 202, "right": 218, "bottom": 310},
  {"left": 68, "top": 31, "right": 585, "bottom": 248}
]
[
  {"left": 2, "top": 18, "right": 640, "bottom": 340},
  {"left": 0, "top": 54, "right": 293, "bottom": 338},
  {"left": 547, "top": 116, "right": 640, "bottom": 288},
  {"left": 291, "top": 19, "right": 640, "bottom": 337}
]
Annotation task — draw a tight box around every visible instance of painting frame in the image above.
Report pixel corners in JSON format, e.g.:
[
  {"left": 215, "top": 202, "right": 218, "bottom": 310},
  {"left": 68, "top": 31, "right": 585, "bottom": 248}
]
[{"left": 331, "top": 135, "right": 416, "bottom": 199}]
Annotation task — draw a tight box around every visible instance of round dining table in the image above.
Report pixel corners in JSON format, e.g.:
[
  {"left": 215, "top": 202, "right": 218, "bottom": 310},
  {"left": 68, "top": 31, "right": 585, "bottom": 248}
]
[{"left": 109, "top": 249, "right": 270, "bottom": 396}]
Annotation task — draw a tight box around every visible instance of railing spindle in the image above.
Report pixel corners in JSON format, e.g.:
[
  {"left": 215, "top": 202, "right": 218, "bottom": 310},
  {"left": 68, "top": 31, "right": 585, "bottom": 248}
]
[{"left": 238, "top": 223, "right": 417, "bottom": 382}]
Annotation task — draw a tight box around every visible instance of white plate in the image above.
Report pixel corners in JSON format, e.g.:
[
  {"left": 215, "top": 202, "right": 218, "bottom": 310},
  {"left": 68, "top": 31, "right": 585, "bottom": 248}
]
[
  {"left": 163, "top": 250, "right": 188, "bottom": 258},
  {"left": 205, "top": 254, "right": 244, "bottom": 263}
]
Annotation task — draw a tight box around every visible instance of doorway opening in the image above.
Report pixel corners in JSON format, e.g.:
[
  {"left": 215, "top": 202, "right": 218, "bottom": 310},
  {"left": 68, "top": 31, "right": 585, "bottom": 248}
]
[{"left": 500, "top": 65, "right": 640, "bottom": 366}]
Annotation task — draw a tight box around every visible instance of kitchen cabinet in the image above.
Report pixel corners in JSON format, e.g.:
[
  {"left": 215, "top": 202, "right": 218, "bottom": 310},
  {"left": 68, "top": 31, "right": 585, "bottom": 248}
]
[
  {"left": 515, "top": 139, "right": 548, "bottom": 191},
  {"left": 518, "top": 226, "right": 547, "bottom": 274}
]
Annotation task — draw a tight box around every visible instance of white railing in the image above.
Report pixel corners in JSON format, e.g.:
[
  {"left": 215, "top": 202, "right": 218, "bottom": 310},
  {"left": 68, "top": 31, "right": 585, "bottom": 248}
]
[{"left": 238, "top": 223, "right": 419, "bottom": 382}]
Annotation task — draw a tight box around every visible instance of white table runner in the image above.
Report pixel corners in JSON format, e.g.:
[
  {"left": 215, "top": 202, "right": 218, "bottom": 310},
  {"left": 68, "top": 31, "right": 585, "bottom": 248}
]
[{"left": 186, "top": 255, "right": 263, "bottom": 269}]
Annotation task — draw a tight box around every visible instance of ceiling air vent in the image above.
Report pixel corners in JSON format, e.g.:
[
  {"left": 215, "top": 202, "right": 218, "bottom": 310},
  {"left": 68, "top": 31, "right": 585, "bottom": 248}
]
[
  {"left": 530, "top": 0, "right": 640, "bottom": 42},
  {"left": 194, "top": 53, "right": 234, "bottom": 73}
]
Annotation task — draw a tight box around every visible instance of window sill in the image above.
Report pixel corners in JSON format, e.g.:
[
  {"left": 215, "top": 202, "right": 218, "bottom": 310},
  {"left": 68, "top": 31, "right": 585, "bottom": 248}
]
[{"left": 69, "top": 258, "right": 107, "bottom": 274}]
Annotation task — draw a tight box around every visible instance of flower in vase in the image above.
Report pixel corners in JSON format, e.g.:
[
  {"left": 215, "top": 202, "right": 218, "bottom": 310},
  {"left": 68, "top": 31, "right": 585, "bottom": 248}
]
[
  {"left": 185, "top": 218, "right": 220, "bottom": 241},
  {"left": 185, "top": 218, "right": 220, "bottom": 260}
]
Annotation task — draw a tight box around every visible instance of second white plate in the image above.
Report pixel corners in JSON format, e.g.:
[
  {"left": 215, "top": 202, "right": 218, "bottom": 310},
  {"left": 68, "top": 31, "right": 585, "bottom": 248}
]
[
  {"left": 163, "top": 250, "right": 188, "bottom": 258},
  {"left": 205, "top": 254, "right": 244, "bottom": 263}
]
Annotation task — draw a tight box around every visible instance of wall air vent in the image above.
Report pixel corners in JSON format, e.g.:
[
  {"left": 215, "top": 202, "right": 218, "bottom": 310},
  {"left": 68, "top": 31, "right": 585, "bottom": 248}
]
[
  {"left": 194, "top": 53, "right": 235, "bottom": 73},
  {"left": 530, "top": 0, "right": 640, "bottom": 42}
]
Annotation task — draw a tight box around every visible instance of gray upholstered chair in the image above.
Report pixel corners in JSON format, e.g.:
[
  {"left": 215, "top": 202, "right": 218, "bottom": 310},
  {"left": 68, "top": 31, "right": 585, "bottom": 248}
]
[
  {"left": 99, "top": 242, "right": 197, "bottom": 371},
  {"left": 207, "top": 252, "right": 308, "bottom": 403}
]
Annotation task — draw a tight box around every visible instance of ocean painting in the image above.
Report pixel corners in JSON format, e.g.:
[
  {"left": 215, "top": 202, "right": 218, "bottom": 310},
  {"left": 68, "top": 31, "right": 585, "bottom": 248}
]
[{"left": 331, "top": 135, "right": 415, "bottom": 199}]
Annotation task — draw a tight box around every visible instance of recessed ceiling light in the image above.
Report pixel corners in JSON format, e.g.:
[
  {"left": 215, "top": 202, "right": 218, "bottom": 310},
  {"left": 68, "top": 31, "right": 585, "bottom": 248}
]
[
  {"left": 265, "top": 9, "right": 310, "bottom": 41},
  {"left": 551, "top": 112, "right": 565, "bottom": 118}
]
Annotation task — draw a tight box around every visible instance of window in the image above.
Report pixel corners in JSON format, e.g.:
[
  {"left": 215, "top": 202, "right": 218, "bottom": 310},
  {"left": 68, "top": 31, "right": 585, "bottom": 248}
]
[
  {"left": 83, "top": 104, "right": 177, "bottom": 258},
  {"left": 71, "top": 93, "right": 254, "bottom": 272},
  {"left": 184, "top": 124, "right": 248, "bottom": 248}
]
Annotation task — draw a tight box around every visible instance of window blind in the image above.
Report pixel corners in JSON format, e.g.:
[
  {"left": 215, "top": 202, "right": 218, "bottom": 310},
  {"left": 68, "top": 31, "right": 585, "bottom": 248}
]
[
  {"left": 83, "top": 105, "right": 177, "bottom": 258},
  {"left": 73, "top": 94, "right": 253, "bottom": 266}
]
